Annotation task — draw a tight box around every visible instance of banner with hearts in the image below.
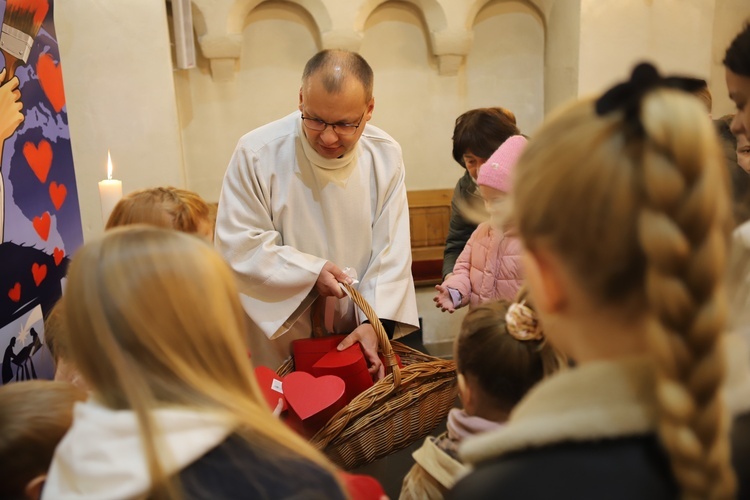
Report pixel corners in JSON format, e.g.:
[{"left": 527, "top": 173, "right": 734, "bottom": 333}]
[{"left": 1, "top": 0, "right": 83, "bottom": 387}]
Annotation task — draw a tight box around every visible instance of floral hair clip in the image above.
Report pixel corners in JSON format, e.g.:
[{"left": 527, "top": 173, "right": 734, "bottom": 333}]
[
  {"left": 505, "top": 301, "right": 543, "bottom": 342},
  {"left": 595, "top": 62, "right": 706, "bottom": 131}
]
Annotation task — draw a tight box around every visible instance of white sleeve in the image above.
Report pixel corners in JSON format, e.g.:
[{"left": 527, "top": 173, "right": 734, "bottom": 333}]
[
  {"left": 357, "top": 155, "right": 419, "bottom": 337},
  {"left": 215, "top": 143, "right": 326, "bottom": 339}
]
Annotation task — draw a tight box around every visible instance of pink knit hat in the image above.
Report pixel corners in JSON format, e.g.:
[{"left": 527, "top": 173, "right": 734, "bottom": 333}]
[{"left": 477, "top": 135, "right": 528, "bottom": 193}]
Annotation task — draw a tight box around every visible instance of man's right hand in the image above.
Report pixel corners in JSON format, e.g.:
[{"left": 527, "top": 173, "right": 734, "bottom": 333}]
[{"left": 315, "top": 261, "right": 353, "bottom": 298}]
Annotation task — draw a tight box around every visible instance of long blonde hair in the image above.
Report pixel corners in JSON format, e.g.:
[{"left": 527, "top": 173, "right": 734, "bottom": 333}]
[
  {"left": 513, "top": 88, "right": 735, "bottom": 497},
  {"left": 63, "top": 226, "right": 341, "bottom": 498}
]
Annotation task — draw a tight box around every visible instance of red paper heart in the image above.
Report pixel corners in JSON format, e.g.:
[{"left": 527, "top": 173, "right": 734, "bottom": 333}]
[
  {"left": 8, "top": 283, "right": 21, "bottom": 302},
  {"left": 340, "top": 473, "right": 387, "bottom": 500},
  {"left": 32, "top": 212, "right": 51, "bottom": 241},
  {"left": 254, "top": 366, "right": 288, "bottom": 413},
  {"left": 32, "top": 263, "right": 47, "bottom": 286},
  {"left": 283, "top": 371, "right": 345, "bottom": 421},
  {"left": 23, "top": 140, "right": 52, "bottom": 183},
  {"left": 53, "top": 247, "right": 64, "bottom": 266},
  {"left": 37, "top": 53, "right": 66, "bottom": 113},
  {"left": 49, "top": 181, "right": 67, "bottom": 210}
]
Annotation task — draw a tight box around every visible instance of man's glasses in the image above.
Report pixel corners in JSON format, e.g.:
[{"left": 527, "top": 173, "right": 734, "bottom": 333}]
[{"left": 301, "top": 110, "right": 366, "bottom": 136}]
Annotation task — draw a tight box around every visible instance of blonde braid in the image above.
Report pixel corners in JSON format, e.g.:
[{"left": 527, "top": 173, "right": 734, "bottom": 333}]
[{"left": 638, "top": 89, "right": 735, "bottom": 499}]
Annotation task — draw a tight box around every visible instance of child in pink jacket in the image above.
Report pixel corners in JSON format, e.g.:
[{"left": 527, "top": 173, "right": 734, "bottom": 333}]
[{"left": 434, "top": 136, "right": 526, "bottom": 312}]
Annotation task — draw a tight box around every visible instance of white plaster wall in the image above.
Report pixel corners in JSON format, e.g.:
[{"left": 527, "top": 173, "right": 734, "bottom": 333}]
[
  {"left": 55, "top": 0, "right": 185, "bottom": 241},
  {"left": 175, "top": 2, "right": 319, "bottom": 200},
  {"left": 578, "top": 0, "right": 715, "bottom": 97},
  {"left": 710, "top": 0, "right": 750, "bottom": 118},
  {"left": 465, "top": 1, "right": 545, "bottom": 135}
]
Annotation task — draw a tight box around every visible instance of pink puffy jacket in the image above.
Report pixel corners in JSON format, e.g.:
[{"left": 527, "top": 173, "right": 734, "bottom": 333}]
[{"left": 442, "top": 221, "right": 522, "bottom": 308}]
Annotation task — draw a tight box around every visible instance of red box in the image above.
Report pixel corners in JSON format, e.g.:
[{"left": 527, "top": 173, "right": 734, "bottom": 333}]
[
  {"left": 283, "top": 371, "right": 346, "bottom": 437},
  {"left": 292, "top": 335, "right": 346, "bottom": 373},
  {"left": 311, "top": 345, "right": 374, "bottom": 404}
]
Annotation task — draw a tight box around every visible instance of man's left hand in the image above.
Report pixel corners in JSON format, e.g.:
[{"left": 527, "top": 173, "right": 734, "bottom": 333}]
[{"left": 337, "top": 323, "right": 384, "bottom": 380}]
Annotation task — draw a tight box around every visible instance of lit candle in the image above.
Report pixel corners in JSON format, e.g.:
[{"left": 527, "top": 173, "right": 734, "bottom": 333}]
[{"left": 98, "top": 150, "right": 122, "bottom": 224}]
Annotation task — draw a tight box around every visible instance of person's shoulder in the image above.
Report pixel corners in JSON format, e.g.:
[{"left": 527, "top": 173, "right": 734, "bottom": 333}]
[
  {"left": 360, "top": 122, "right": 402, "bottom": 153},
  {"left": 236, "top": 112, "right": 298, "bottom": 154},
  {"left": 179, "top": 435, "right": 345, "bottom": 500},
  {"left": 450, "top": 437, "right": 676, "bottom": 500}
]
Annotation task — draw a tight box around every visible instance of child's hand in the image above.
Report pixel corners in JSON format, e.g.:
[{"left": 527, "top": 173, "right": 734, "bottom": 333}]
[{"left": 433, "top": 284, "right": 456, "bottom": 313}]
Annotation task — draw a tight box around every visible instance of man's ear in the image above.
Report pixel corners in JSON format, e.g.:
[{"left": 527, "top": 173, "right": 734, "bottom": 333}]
[
  {"left": 521, "top": 247, "right": 567, "bottom": 315},
  {"left": 365, "top": 97, "right": 375, "bottom": 121},
  {"left": 298, "top": 87, "right": 304, "bottom": 111},
  {"left": 24, "top": 474, "right": 46, "bottom": 500}
]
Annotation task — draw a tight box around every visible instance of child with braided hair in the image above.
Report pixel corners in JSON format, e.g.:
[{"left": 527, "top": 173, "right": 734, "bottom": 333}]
[
  {"left": 450, "top": 62, "right": 750, "bottom": 499},
  {"left": 400, "top": 293, "right": 561, "bottom": 500}
]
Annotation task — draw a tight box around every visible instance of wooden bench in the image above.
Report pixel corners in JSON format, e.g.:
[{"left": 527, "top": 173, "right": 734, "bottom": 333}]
[{"left": 407, "top": 189, "right": 453, "bottom": 286}]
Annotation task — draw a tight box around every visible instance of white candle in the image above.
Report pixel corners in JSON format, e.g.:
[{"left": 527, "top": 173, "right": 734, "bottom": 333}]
[{"left": 98, "top": 150, "right": 122, "bottom": 224}]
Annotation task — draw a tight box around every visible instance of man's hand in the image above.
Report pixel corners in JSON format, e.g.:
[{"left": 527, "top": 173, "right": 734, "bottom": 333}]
[
  {"left": 315, "top": 261, "right": 353, "bottom": 298},
  {"left": 433, "top": 284, "right": 456, "bottom": 313},
  {"left": 337, "top": 323, "right": 384, "bottom": 380}
]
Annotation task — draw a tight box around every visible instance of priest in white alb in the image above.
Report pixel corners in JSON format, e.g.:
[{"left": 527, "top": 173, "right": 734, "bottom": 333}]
[{"left": 215, "top": 49, "right": 419, "bottom": 376}]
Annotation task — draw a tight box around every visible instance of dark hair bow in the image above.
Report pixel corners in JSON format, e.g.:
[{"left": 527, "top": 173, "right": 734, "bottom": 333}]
[{"left": 595, "top": 62, "right": 706, "bottom": 128}]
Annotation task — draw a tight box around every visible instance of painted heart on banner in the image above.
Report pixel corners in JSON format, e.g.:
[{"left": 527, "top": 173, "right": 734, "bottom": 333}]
[
  {"left": 23, "top": 139, "right": 52, "bottom": 183},
  {"left": 7, "top": 283, "right": 21, "bottom": 302},
  {"left": 32, "top": 212, "right": 51, "bottom": 241},
  {"left": 53, "top": 247, "right": 64, "bottom": 266},
  {"left": 32, "top": 263, "right": 47, "bottom": 286},
  {"left": 49, "top": 181, "right": 67, "bottom": 210},
  {"left": 37, "top": 53, "right": 66, "bottom": 113}
]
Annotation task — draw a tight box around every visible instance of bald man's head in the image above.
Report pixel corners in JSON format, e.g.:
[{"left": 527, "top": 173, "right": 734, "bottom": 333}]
[{"left": 302, "top": 49, "right": 374, "bottom": 101}]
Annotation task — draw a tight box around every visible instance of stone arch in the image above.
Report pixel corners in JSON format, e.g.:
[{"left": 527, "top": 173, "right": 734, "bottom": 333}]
[
  {"left": 465, "top": 0, "right": 546, "bottom": 30},
  {"left": 227, "top": 0, "right": 332, "bottom": 34},
  {"left": 354, "top": 0, "right": 447, "bottom": 34}
]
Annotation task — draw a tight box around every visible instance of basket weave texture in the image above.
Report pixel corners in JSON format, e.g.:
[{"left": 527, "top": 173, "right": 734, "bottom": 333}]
[{"left": 277, "top": 283, "right": 457, "bottom": 470}]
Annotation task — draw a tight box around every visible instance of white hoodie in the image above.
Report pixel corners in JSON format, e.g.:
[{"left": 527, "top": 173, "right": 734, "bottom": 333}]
[{"left": 42, "top": 400, "right": 234, "bottom": 500}]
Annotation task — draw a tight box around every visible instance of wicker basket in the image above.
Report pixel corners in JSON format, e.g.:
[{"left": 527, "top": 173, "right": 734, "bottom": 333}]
[{"left": 277, "top": 283, "right": 457, "bottom": 470}]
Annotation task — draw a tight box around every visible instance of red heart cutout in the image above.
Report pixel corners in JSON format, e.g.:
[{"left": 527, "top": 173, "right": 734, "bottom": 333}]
[
  {"left": 49, "top": 181, "right": 67, "bottom": 210},
  {"left": 8, "top": 283, "right": 21, "bottom": 302},
  {"left": 53, "top": 247, "right": 64, "bottom": 266},
  {"left": 32, "top": 263, "right": 47, "bottom": 286},
  {"left": 254, "top": 366, "right": 288, "bottom": 413},
  {"left": 283, "top": 371, "right": 345, "bottom": 421},
  {"left": 32, "top": 212, "right": 51, "bottom": 241},
  {"left": 37, "top": 53, "right": 66, "bottom": 113},
  {"left": 23, "top": 140, "right": 53, "bottom": 183}
]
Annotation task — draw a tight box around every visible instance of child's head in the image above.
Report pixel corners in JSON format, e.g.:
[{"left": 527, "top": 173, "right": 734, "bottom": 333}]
[
  {"left": 477, "top": 135, "right": 527, "bottom": 225},
  {"left": 513, "top": 63, "right": 734, "bottom": 496},
  {"left": 454, "top": 296, "right": 561, "bottom": 421},
  {"left": 63, "top": 226, "right": 337, "bottom": 497},
  {"left": 44, "top": 301, "right": 88, "bottom": 391},
  {"left": 105, "top": 187, "right": 212, "bottom": 241},
  {"left": 0, "top": 380, "right": 86, "bottom": 499},
  {"left": 452, "top": 108, "right": 520, "bottom": 179},
  {"left": 738, "top": 132, "right": 750, "bottom": 174}
]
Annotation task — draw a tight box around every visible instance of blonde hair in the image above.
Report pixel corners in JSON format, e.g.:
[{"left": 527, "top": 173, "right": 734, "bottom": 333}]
[
  {"left": 513, "top": 90, "right": 735, "bottom": 497},
  {"left": 0, "top": 381, "right": 86, "bottom": 498},
  {"left": 105, "top": 187, "right": 210, "bottom": 234},
  {"left": 63, "top": 226, "right": 341, "bottom": 499}
]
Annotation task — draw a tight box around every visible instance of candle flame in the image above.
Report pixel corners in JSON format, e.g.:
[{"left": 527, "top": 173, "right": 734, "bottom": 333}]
[{"left": 107, "top": 150, "right": 113, "bottom": 180}]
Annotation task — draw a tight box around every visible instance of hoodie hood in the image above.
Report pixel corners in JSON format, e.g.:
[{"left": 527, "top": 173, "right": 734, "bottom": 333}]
[{"left": 42, "top": 400, "right": 234, "bottom": 500}]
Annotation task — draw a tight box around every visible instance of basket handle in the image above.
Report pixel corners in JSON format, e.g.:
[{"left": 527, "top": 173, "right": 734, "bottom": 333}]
[{"left": 340, "top": 283, "right": 402, "bottom": 387}]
